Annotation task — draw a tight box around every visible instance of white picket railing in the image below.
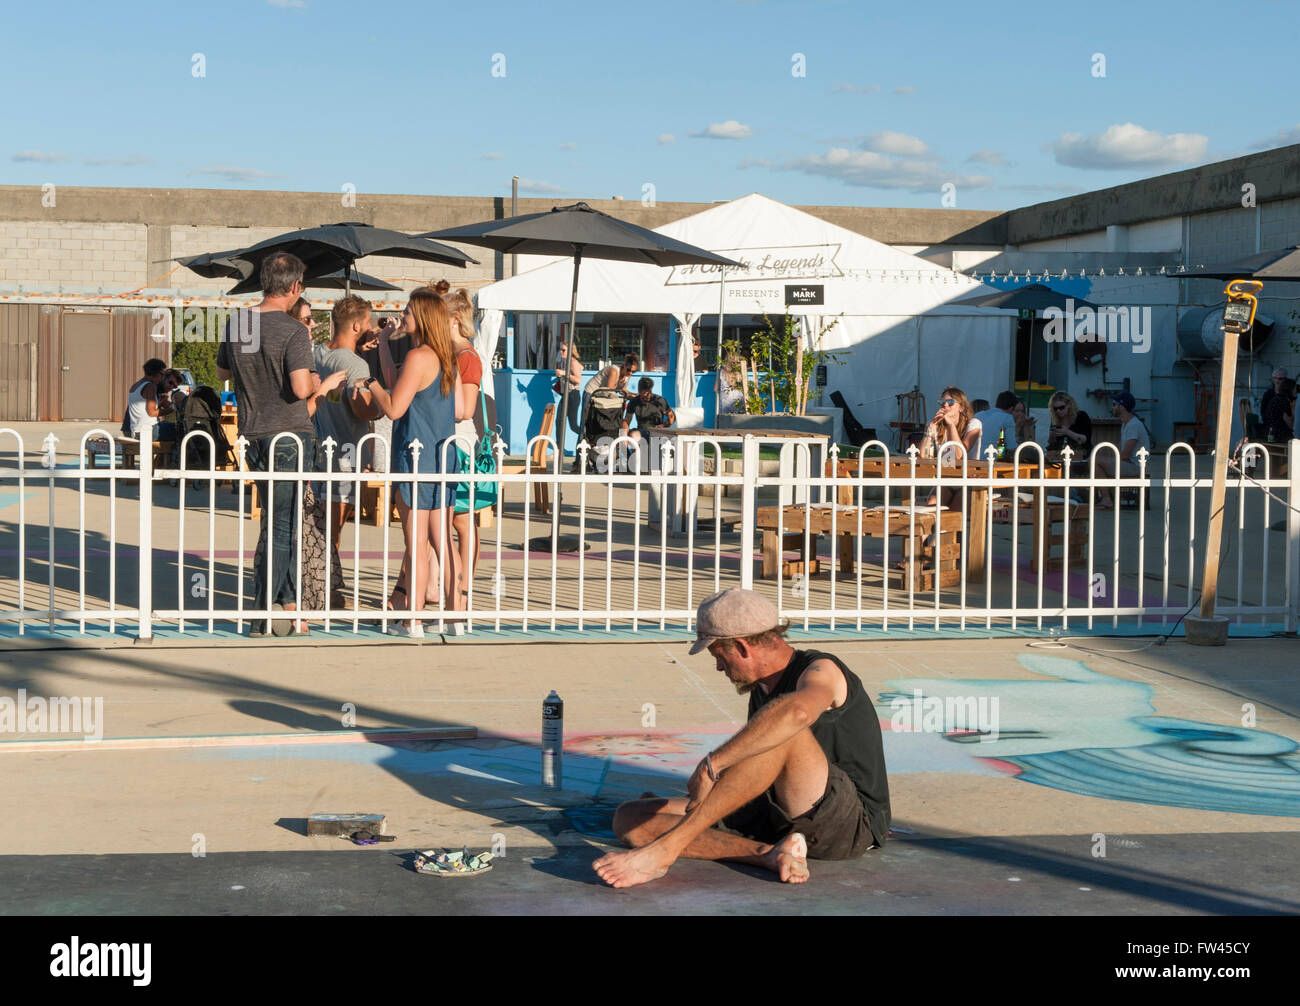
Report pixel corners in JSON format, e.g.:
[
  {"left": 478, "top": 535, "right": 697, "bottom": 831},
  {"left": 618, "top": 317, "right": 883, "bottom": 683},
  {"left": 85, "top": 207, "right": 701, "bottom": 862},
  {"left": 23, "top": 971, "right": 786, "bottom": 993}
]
[{"left": 1, "top": 420, "right": 1297, "bottom": 639}]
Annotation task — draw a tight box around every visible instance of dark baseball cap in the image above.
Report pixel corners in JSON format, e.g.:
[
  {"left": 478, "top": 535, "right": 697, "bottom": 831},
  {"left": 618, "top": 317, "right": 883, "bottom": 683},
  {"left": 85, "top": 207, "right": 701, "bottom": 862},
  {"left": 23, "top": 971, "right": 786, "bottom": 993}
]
[{"left": 1111, "top": 391, "right": 1136, "bottom": 411}]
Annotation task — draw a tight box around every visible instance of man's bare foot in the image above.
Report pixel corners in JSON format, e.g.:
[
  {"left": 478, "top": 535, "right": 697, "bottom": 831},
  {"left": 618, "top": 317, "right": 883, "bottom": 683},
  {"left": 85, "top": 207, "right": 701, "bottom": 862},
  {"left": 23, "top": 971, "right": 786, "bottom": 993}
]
[
  {"left": 593, "top": 843, "right": 674, "bottom": 889},
  {"left": 759, "top": 833, "right": 810, "bottom": 883}
]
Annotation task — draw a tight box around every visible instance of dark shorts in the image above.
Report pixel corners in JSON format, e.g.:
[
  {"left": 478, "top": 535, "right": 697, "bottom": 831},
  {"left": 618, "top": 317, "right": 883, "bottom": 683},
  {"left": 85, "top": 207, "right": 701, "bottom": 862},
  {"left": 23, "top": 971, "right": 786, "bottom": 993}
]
[{"left": 718, "top": 763, "right": 876, "bottom": 861}]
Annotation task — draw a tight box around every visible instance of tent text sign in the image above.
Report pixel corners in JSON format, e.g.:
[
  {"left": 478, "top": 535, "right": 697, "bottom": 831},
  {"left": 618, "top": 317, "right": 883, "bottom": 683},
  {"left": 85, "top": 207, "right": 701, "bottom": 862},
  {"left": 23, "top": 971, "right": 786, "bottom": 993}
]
[{"left": 666, "top": 243, "right": 843, "bottom": 286}]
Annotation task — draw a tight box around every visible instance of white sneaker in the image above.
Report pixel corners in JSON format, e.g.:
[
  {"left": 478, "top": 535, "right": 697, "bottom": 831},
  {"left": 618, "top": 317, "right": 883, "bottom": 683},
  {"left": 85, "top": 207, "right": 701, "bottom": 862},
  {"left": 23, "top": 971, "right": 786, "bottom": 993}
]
[{"left": 388, "top": 621, "right": 425, "bottom": 639}]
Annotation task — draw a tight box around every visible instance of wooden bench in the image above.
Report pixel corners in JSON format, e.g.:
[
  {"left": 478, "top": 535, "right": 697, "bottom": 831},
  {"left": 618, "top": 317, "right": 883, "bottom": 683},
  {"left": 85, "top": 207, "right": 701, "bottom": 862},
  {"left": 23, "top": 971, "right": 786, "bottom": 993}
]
[
  {"left": 754, "top": 504, "right": 966, "bottom": 592},
  {"left": 990, "top": 493, "right": 1087, "bottom": 573},
  {"left": 85, "top": 437, "right": 174, "bottom": 471}
]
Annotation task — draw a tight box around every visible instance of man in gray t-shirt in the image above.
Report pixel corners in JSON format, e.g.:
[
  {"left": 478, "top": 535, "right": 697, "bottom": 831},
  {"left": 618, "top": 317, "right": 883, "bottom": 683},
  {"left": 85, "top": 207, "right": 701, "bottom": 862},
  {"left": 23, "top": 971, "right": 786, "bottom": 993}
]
[
  {"left": 215, "top": 252, "right": 318, "bottom": 634},
  {"left": 312, "top": 296, "right": 381, "bottom": 542},
  {"left": 216, "top": 310, "right": 315, "bottom": 443}
]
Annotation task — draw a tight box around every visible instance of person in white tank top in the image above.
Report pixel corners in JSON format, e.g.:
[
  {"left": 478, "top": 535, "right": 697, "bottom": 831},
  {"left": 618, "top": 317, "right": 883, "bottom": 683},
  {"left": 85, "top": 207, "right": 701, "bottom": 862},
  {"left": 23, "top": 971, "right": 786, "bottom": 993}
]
[{"left": 125, "top": 359, "right": 178, "bottom": 448}]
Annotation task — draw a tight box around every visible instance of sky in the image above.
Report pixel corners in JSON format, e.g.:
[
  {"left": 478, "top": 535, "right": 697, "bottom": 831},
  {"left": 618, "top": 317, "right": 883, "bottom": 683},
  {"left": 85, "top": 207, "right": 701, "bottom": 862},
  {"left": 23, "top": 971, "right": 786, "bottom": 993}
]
[{"left": 3, "top": 0, "right": 1297, "bottom": 212}]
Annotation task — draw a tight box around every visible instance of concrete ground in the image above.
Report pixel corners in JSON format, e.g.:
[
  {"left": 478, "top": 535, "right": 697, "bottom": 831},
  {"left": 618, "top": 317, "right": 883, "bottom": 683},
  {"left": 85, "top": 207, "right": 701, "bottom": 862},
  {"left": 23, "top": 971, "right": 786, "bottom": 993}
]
[{"left": 2, "top": 633, "right": 1298, "bottom": 914}]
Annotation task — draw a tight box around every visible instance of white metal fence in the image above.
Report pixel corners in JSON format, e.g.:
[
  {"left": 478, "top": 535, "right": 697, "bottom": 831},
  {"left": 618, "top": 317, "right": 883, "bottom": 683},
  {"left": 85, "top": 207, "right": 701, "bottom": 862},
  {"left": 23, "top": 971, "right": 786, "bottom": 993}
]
[{"left": 1, "top": 421, "right": 1297, "bottom": 639}]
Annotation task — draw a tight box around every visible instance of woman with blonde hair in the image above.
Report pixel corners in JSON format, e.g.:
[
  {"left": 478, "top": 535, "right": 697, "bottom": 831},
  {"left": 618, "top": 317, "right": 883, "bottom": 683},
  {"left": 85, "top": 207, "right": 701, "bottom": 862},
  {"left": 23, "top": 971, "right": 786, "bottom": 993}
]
[
  {"left": 438, "top": 286, "right": 487, "bottom": 615},
  {"left": 363, "top": 288, "right": 464, "bottom": 636},
  {"left": 1046, "top": 391, "right": 1092, "bottom": 455}
]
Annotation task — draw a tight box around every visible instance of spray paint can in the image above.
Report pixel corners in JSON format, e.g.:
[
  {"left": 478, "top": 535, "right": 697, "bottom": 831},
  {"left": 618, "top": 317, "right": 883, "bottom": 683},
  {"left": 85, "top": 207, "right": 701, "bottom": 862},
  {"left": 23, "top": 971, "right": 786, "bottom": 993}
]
[{"left": 542, "top": 690, "right": 563, "bottom": 789}]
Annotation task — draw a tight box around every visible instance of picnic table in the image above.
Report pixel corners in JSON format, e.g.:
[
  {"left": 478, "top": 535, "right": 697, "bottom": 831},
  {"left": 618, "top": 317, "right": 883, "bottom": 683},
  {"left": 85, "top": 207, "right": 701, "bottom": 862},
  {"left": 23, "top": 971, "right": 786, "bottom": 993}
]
[
  {"left": 825, "top": 457, "right": 1058, "bottom": 577},
  {"left": 753, "top": 503, "right": 966, "bottom": 591},
  {"left": 648, "top": 427, "right": 829, "bottom": 533}
]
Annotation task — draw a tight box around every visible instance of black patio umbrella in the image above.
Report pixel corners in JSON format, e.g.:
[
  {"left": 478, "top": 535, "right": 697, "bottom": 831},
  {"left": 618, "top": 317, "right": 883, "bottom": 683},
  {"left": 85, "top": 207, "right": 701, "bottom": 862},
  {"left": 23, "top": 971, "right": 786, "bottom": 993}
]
[
  {"left": 176, "top": 223, "right": 477, "bottom": 295},
  {"left": 955, "top": 283, "right": 1102, "bottom": 404},
  {"left": 226, "top": 267, "right": 399, "bottom": 296},
  {"left": 1173, "top": 245, "right": 1300, "bottom": 281},
  {"left": 422, "top": 201, "right": 742, "bottom": 551}
]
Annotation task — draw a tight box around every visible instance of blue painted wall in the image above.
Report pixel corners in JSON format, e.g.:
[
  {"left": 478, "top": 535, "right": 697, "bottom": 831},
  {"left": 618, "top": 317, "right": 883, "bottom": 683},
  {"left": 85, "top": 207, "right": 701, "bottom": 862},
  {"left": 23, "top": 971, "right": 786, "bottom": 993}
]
[{"left": 494, "top": 366, "right": 718, "bottom": 454}]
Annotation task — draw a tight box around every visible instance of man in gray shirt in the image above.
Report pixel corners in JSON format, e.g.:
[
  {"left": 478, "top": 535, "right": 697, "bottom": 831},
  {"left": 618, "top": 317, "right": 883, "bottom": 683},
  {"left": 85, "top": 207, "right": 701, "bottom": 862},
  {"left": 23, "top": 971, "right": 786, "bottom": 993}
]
[
  {"left": 971, "top": 391, "right": 1019, "bottom": 459},
  {"left": 216, "top": 251, "right": 317, "bottom": 635},
  {"left": 313, "top": 295, "right": 381, "bottom": 562}
]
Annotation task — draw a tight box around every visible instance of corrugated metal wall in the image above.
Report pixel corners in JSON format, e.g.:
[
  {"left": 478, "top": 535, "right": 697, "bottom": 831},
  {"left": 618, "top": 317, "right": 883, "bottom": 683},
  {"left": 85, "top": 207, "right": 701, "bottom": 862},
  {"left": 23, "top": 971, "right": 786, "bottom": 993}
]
[
  {"left": 37, "top": 306, "right": 60, "bottom": 421},
  {"left": 112, "top": 309, "right": 164, "bottom": 423},
  {"left": 0, "top": 304, "right": 40, "bottom": 421}
]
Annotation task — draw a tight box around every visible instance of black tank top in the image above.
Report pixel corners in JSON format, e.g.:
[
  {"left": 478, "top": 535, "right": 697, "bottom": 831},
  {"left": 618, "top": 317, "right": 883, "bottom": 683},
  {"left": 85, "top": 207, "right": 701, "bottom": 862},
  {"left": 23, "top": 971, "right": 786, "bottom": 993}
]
[{"left": 749, "top": 648, "right": 892, "bottom": 845}]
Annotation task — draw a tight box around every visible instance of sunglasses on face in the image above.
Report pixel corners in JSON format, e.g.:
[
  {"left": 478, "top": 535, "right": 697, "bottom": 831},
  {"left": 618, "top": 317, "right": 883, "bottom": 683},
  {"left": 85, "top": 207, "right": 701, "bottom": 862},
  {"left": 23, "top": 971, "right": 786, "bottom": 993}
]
[
  {"left": 937, "top": 398, "right": 957, "bottom": 406},
  {"left": 1053, "top": 405, "right": 1068, "bottom": 412}
]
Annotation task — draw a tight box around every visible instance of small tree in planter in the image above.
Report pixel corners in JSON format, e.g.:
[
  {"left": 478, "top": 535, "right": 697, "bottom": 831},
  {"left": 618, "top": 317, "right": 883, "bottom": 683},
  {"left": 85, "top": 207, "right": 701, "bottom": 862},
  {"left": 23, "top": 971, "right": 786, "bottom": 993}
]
[{"left": 723, "top": 310, "right": 842, "bottom": 416}]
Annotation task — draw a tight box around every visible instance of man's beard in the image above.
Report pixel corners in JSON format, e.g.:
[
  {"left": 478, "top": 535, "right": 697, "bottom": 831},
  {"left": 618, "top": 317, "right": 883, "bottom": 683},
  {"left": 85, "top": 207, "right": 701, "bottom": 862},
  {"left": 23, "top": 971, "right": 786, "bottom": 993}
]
[{"left": 732, "top": 678, "right": 755, "bottom": 695}]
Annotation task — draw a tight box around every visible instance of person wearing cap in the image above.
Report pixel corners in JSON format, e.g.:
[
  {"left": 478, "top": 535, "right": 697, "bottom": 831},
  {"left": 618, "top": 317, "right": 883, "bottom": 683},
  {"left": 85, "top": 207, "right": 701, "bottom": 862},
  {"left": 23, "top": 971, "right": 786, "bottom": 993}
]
[
  {"left": 1095, "top": 391, "right": 1150, "bottom": 509},
  {"left": 593, "top": 588, "right": 890, "bottom": 889}
]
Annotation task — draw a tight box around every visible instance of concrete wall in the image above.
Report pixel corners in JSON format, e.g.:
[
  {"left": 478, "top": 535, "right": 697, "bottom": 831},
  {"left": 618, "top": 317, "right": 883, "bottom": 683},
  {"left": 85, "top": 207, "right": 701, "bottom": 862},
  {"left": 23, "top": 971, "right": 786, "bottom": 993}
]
[
  {"left": 1003, "top": 144, "right": 1300, "bottom": 245},
  {"left": 0, "top": 185, "right": 1006, "bottom": 303}
]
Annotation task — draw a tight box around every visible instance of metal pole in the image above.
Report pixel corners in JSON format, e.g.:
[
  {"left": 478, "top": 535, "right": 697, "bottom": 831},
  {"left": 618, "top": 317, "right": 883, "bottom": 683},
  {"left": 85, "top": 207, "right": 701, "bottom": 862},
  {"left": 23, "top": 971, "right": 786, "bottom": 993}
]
[
  {"left": 511, "top": 177, "right": 519, "bottom": 278},
  {"left": 552, "top": 245, "right": 583, "bottom": 546},
  {"left": 715, "top": 266, "right": 725, "bottom": 413}
]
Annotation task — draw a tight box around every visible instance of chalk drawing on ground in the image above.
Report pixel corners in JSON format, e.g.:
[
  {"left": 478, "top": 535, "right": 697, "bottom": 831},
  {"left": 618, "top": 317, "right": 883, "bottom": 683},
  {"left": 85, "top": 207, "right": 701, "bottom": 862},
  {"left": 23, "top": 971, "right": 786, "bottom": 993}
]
[{"left": 880, "top": 655, "right": 1300, "bottom": 818}]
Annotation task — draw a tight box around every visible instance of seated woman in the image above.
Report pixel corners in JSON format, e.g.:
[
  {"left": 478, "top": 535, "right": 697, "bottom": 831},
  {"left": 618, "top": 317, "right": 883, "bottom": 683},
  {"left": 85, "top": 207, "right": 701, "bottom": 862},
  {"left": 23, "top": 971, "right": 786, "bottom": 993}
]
[
  {"left": 921, "top": 386, "right": 980, "bottom": 506},
  {"left": 892, "top": 387, "right": 978, "bottom": 566},
  {"left": 1047, "top": 392, "right": 1091, "bottom": 455},
  {"left": 922, "top": 387, "right": 981, "bottom": 467},
  {"left": 1012, "top": 398, "right": 1036, "bottom": 447}
]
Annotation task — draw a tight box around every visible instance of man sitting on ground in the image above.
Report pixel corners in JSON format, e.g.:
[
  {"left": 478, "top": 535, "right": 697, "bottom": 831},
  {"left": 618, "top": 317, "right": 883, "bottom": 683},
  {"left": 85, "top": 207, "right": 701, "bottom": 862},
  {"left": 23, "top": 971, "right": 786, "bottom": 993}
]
[
  {"left": 594, "top": 588, "right": 890, "bottom": 888},
  {"left": 1095, "top": 390, "right": 1150, "bottom": 509},
  {"left": 972, "top": 391, "right": 1018, "bottom": 459}
]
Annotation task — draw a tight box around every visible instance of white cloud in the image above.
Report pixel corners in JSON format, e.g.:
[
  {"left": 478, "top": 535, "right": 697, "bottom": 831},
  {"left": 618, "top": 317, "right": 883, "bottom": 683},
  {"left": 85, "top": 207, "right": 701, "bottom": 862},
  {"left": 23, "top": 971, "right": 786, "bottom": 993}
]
[
  {"left": 688, "top": 120, "right": 753, "bottom": 140},
  {"left": 84, "top": 154, "right": 152, "bottom": 167},
  {"left": 738, "top": 156, "right": 775, "bottom": 169},
  {"left": 12, "top": 150, "right": 66, "bottom": 163},
  {"left": 267, "top": 0, "right": 307, "bottom": 8},
  {"left": 189, "top": 165, "right": 281, "bottom": 182},
  {"left": 966, "top": 149, "right": 1008, "bottom": 166},
  {"left": 657, "top": 133, "right": 675, "bottom": 145},
  {"left": 1046, "top": 122, "right": 1209, "bottom": 169},
  {"left": 1252, "top": 124, "right": 1300, "bottom": 150},
  {"left": 781, "top": 147, "right": 993, "bottom": 192},
  {"left": 831, "top": 83, "right": 880, "bottom": 95},
  {"left": 862, "top": 131, "right": 928, "bottom": 156},
  {"left": 515, "top": 177, "right": 567, "bottom": 194},
  {"left": 893, "top": 86, "right": 915, "bottom": 95},
  {"left": 477, "top": 152, "right": 505, "bottom": 161},
  {"left": 556, "top": 142, "right": 578, "bottom": 151}
]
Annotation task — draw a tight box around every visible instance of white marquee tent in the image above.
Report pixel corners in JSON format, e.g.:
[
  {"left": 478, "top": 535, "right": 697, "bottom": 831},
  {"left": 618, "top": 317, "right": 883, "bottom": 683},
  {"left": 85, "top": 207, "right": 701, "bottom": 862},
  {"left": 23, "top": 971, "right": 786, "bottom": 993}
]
[{"left": 476, "top": 193, "right": 1014, "bottom": 440}]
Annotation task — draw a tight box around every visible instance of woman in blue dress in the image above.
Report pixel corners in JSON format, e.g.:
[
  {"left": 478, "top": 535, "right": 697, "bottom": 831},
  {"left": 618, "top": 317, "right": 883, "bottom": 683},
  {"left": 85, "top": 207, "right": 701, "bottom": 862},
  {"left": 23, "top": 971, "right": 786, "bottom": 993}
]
[{"left": 365, "top": 288, "right": 464, "bottom": 636}]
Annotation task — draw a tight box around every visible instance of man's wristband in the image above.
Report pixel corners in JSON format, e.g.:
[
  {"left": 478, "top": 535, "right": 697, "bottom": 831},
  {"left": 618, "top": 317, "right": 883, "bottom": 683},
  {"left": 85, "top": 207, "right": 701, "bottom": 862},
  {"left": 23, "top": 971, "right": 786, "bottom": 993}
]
[{"left": 704, "top": 752, "right": 718, "bottom": 782}]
